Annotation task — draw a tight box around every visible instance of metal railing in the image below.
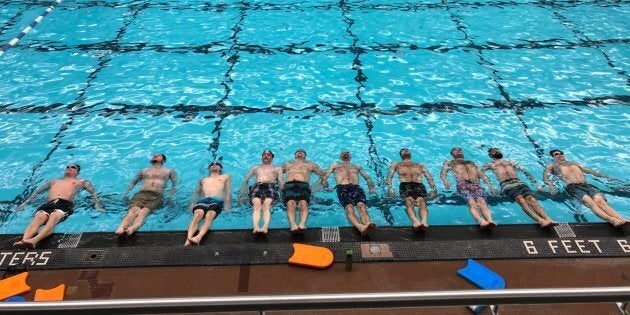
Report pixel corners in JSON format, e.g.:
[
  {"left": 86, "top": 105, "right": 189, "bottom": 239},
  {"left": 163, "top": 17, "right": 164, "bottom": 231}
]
[{"left": 2, "top": 287, "right": 629, "bottom": 314}]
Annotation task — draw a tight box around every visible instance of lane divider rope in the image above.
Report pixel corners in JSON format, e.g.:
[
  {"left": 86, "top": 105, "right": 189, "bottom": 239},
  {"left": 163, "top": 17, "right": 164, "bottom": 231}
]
[{"left": 0, "top": 0, "right": 62, "bottom": 57}]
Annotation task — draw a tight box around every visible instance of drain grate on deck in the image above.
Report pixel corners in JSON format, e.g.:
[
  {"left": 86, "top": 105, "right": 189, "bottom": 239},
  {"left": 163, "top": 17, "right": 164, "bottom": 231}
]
[
  {"left": 57, "top": 233, "right": 82, "bottom": 248},
  {"left": 320, "top": 226, "right": 340, "bottom": 243},
  {"left": 554, "top": 223, "right": 576, "bottom": 238}
]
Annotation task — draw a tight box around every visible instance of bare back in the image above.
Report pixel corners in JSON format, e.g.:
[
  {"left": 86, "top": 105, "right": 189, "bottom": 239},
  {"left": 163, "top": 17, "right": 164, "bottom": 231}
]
[
  {"left": 46, "top": 178, "right": 87, "bottom": 201},
  {"left": 137, "top": 167, "right": 174, "bottom": 193}
]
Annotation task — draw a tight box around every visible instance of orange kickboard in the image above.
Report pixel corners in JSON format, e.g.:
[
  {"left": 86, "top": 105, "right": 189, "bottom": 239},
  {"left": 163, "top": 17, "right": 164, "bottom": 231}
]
[
  {"left": 288, "top": 243, "right": 334, "bottom": 269},
  {"left": 0, "top": 272, "right": 30, "bottom": 300},
  {"left": 34, "top": 284, "right": 66, "bottom": 301}
]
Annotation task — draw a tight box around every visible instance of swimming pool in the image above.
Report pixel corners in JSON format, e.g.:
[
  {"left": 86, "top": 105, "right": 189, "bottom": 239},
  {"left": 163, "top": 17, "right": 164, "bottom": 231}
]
[{"left": 0, "top": 0, "right": 628, "bottom": 234}]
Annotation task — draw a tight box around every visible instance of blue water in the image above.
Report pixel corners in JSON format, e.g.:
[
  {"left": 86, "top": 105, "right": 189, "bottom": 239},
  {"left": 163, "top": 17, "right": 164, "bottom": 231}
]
[{"left": 0, "top": 0, "right": 628, "bottom": 234}]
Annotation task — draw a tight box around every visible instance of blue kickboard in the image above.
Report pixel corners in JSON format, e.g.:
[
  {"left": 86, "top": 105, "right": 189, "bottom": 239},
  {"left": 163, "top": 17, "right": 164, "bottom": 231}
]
[
  {"left": 457, "top": 259, "right": 505, "bottom": 290},
  {"left": 4, "top": 296, "right": 26, "bottom": 302}
]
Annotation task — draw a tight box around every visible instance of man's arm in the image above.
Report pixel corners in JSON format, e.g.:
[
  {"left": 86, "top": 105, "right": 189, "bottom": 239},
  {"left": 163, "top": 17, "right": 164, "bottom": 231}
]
[
  {"left": 420, "top": 164, "right": 437, "bottom": 198},
  {"left": 168, "top": 169, "right": 178, "bottom": 198},
  {"left": 440, "top": 161, "right": 452, "bottom": 190},
  {"left": 321, "top": 164, "right": 336, "bottom": 189},
  {"left": 15, "top": 181, "right": 53, "bottom": 212},
  {"left": 513, "top": 161, "right": 542, "bottom": 190},
  {"left": 543, "top": 163, "right": 557, "bottom": 194},
  {"left": 276, "top": 166, "right": 284, "bottom": 191},
  {"left": 311, "top": 162, "right": 326, "bottom": 178},
  {"left": 577, "top": 163, "right": 610, "bottom": 178},
  {"left": 82, "top": 180, "right": 106, "bottom": 213},
  {"left": 385, "top": 162, "right": 397, "bottom": 197},
  {"left": 123, "top": 171, "right": 143, "bottom": 201},
  {"left": 358, "top": 165, "right": 377, "bottom": 194},
  {"left": 189, "top": 179, "right": 203, "bottom": 210},
  {"left": 224, "top": 175, "right": 233, "bottom": 212},
  {"left": 237, "top": 166, "right": 256, "bottom": 203},
  {"left": 477, "top": 167, "right": 497, "bottom": 192}
]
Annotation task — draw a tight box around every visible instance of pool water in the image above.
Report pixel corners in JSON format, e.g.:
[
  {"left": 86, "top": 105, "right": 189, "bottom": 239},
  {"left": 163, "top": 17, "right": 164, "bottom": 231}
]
[{"left": 0, "top": 0, "right": 628, "bottom": 234}]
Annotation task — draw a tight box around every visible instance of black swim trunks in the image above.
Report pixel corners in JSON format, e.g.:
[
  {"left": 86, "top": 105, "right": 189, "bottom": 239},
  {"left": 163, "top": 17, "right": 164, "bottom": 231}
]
[
  {"left": 565, "top": 183, "right": 603, "bottom": 201},
  {"left": 336, "top": 184, "right": 367, "bottom": 207},
  {"left": 249, "top": 182, "right": 278, "bottom": 203},
  {"left": 399, "top": 182, "right": 427, "bottom": 199},
  {"left": 500, "top": 178, "right": 534, "bottom": 200},
  {"left": 192, "top": 197, "right": 224, "bottom": 216},
  {"left": 283, "top": 180, "right": 311, "bottom": 204},
  {"left": 36, "top": 198, "right": 74, "bottom": 222}
]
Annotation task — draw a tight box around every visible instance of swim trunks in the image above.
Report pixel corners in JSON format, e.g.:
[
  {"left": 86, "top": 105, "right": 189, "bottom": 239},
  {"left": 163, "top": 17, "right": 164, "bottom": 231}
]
[
  {"left": 283, "top": 180, "right": 311, "bottom": 204},
  {"left": 192, "top": 197, "right": 224, "bottom": 216},
  {"left": 129, "top": 190, "right": 163, "bottom": 211},
  {"left": 565, "top": 183, "right": 603, "bottom": 201},
  {"left": 249, "top": 182, "right": 278, "bottom": 203},
  {"left": 399, "top": 182, "right": 427, "bottom": 199},
  {"left": 456, "top": 179, "right": 486, "bottom": 201},
  {"left": 36, "top": 198, "right": 74, "bottom": 222},
  {"left": 500, "top": 178, "right": 534, "bottom": 200},
  {"left": 336, "top": 184, "right": 367, "bottom": 207}
]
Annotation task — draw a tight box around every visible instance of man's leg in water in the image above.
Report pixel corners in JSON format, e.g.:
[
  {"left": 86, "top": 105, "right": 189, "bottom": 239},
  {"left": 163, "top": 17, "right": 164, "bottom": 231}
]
[
  {"left": 593, "top": 195, "right": 628, "bottom": 222},
  {"left": 23, "top": 212, "right": 48, "bottom": 240},
  {"left": 252, "top": 198, "right": 262, "bottom": 233},
  {"left": 116, "top": 206, "right": 140, "bottom": 236},
  {"left": 286, "top": 200, "right": 298, "bottom": 231},
  {"left": 515, "top": 195, "right": 545, "bottom": 225},
  {"left": 126, "top": 207, "right": 150, "bottom": 235},
  {"left": 467, "top": 199, "right": 488, "bottom": 227},
  {"left": 477, "top": 198, "right": 496, "bottom": 226},
  {"left": 344, "top": 204, "right": 366, "bottom": 232},
  {"left": 525, "top": 195, "right": 556, "bottom": 227},
  {"left": 583, "top": 195, "right": 625, "bottom": 226},
  {"left": 23, "top": 211, "right": 64, "bottom": 248},
  {"left": 357, "top": 202, "right": 376, "bottom": 236},
  {"left": 185, "top": 209, "right": 204, "bottom": 245},
  {"left": 404, "top": 196, "right": 421, "bottom": 229},
  {"left": 416, "top": 197, "right": 429, "bottom": 228},
  {"left": 298, "top": 200, "right": 309, "bottom": 229},
  {"left": 260, "top": 198, "right": 273, "bottom": 234},
  {"left": 190, "top": 211, "right": 217, "bottom": 245}
]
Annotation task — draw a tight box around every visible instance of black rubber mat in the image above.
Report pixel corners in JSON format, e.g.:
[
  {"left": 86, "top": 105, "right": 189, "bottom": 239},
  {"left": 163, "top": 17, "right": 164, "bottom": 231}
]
[{"left": 0, "top": 223, "right": 627, "bottom": 270}]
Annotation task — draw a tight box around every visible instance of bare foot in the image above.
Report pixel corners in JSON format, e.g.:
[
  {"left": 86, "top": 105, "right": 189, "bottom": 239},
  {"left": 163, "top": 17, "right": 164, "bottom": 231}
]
[
  {"left": 22, "top": 240, "right": 36, "bottom": 249},
  {"left": 487, "top": 221, "right": 497, "bottom": 229},
  {"left": 361, "top": 223, "right": 377, "bottom": 236},
  {"left": 13, "top": 240, "right": 25, "bottom": 249},
  {"left": 189, "top": 236, "right": 201, "bottom": 245},
  {"left": 289, "top": 225, "right": 299, "bottom": 233},
  {"left": 253, "top": 228, "right": 260, "bottom": 234},
  {"left": 540, "top": 220, "right": 557, "bottom": 229},
  {"left": 412, "top": 221, "right": 422, "bottom": 230},
  {"left": 184, "top": 239, "right": 192, "bottom": 246},
  {"left": 419, "top": 223, "right": 429, "bottom": 231},
  {"left": 612, "top": 218, "right": 628, "bottom": 228},
  {"left": 260, "top": 228, "right": 268, "bottom": 235},
  {"left": 115, "top": 228, "right": 125, "bottom": 237}
]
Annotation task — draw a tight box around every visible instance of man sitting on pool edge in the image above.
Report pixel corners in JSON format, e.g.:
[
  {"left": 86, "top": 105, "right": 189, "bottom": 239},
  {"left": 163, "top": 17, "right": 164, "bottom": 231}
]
[{"left": 13, "top": 164, "right": 105, "bottom": 249}]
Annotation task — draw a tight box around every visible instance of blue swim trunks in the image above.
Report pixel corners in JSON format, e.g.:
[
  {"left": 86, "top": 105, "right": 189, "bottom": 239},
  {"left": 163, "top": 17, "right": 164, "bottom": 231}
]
[{"left": 192, "top": 197, "right": 224, "bottom": 215}]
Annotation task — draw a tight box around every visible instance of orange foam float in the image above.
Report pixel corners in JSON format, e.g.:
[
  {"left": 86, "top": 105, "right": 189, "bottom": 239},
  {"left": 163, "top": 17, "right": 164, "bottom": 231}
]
[
  {"left": 288, "top": 243, "right": 334, "bottom": 269},
  {"left": 34, "top": 284, "right": 66, "bottom": 301},
  {"left": 0, "top": 272, "right": 31, "bottom": 300}
]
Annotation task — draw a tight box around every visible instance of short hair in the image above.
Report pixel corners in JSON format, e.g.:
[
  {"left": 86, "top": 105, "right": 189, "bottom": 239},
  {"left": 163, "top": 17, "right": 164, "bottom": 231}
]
[
  {"left": 295, "top": 149, "right": 307, "bottom": 157},
  {"left": 399, "top": 148, "right": 409, "bottom": 155},
  {"left": 450, "top": 147, "right": 462, "bottom": 154},
  {"left": 262, "top": 150, "right": 274, "bottom": 158},
  {"left": 155, "top": 153, "right": 166, "bottom": 162},
  {"left": 549, "top": 149, "right": 563, "bottom": 157},
  {"left": 209, "top": 161, "right": 223, "bottom": 169},
  {"left": 487, "top": 147, "right": 500, "bottom": 153},
  {"left": 73, "top": 164, "right": 81, "bottom": 173}
]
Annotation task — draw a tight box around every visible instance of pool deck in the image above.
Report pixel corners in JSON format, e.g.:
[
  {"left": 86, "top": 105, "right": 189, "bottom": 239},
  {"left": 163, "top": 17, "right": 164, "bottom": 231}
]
[{"left": 1, "top": 223, "right": 629, "bottom": 314}]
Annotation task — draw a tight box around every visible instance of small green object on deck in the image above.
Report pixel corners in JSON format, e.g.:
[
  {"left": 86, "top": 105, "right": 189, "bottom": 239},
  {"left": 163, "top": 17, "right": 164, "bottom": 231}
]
[{"left": 345, "top": 249, "right": 353, "bottom": 271}]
